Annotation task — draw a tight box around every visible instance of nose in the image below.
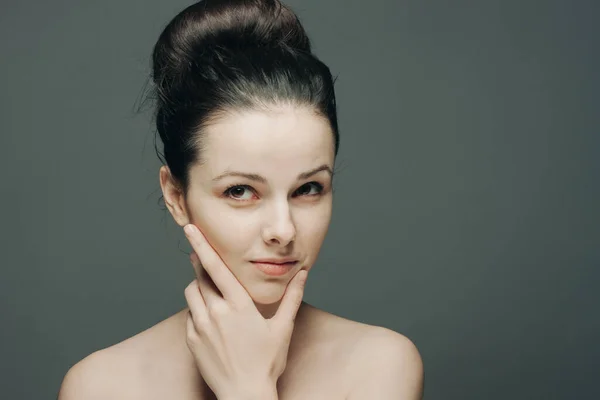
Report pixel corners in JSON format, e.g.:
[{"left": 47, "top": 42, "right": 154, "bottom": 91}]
[{"left": 261, "top": 202, "right": 296, "bottom": 247}]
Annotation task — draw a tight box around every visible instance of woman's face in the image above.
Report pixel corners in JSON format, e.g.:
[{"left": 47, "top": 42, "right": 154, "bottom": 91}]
[{"left": 171, "top": 106, "right": 335, "bottom": 305}]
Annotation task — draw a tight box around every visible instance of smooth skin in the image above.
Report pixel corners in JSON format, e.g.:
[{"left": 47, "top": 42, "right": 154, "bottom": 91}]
[
  {"left": 57, "top": 105, "right": 423, "bottom": 400},
  {"left": 183, "top": 223, "right": 308, "bottom": 400}
]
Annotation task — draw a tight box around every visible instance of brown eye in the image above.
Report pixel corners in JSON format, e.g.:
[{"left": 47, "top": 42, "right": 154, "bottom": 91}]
[
  {"left": 295, "top": 182, "right": 324, "bottom": 196},
  {"left": 224, "top": 185, "right": 255, "bottom": 201}
]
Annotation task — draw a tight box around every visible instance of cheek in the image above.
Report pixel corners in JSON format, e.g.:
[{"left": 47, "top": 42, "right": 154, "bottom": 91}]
[
  {"left": 297, "top": 203, "right": 332, "bottom": 247},
  {"left": 190, "top": 201, "right": 255, "bottom": 261}
]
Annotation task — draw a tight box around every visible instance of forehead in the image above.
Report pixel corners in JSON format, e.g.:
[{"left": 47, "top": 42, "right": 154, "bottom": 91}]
[{"left": 197, "top": 107, "right": 335, "bottom": 178}]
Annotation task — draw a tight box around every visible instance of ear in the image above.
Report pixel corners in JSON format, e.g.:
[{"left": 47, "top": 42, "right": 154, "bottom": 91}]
[{"left": 159, "top": 165, "right": 190, "bottom": 227}]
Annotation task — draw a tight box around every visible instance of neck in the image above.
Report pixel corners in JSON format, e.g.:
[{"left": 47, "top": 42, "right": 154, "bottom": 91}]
[
  {"left": 179, "top": 302, "right": 312, "bottom": 398},
  {"left": 180, "top": 300, "right": 309, "bottom": 324},
  {"left": 255, "top": 299, "right": 283, "bottom": 319}
]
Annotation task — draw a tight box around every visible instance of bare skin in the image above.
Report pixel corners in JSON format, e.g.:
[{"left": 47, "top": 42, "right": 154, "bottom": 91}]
[
  {"left": 64, "top": 302, "right": 382, "bottom": 400},
  {"left": 58, "top": 107, "right": 423, "bottom": 399}
]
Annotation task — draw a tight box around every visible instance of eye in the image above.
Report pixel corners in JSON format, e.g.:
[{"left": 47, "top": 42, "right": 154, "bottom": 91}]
[
  {"left": 223, "top": 185, "right": 256, "bottom": 201},
  {"left": 294, "top": 182, "right": 324, "bottom": 197}
]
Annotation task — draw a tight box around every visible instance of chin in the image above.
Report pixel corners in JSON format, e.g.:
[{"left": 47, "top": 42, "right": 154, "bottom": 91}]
[{"left": 247, "top": 284, "right": 287, "bottom": 305}]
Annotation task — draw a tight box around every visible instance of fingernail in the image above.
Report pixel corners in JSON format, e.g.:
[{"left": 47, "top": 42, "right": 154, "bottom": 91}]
[{"left": 184, "top": 224, "right": 196, "bottom": 235}]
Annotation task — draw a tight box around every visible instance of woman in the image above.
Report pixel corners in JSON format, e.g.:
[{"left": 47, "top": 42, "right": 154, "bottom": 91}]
[{"left": 58, "top": 0, "right": 423, "bottom": 399}]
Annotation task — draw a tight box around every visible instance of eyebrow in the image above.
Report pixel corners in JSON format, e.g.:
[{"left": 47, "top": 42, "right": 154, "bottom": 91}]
[{"left": 212, "top": 164, "right": 333, "bottom": 183}]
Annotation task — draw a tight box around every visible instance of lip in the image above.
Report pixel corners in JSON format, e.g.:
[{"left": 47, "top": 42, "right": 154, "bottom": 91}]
[
  {"left": 251, "top": 260, "right": 298, "bottom": 276},
  {"left": 251, "top": 257, "right": 298, "bottom": 264}
]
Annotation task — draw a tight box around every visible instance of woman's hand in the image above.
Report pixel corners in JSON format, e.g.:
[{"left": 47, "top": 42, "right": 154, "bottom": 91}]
[{"left": 182, "top": 223, "right": 308, "bottom": 400}]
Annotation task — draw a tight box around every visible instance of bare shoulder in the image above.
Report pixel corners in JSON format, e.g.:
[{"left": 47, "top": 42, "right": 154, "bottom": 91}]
[
  {"left": 347, "top": 325, "right": 424, "bottom": 399},
  {"left": 303, "top": 303, "right": 421, "bottom": 359},
  {"left": 358, "top": 325, "right": 423, "bottom": 363},
  {"left": 58, "top": 310, "right": 187, "bottom": 400},
  {"left": 304, "top": 304, "right": 423, "bottom": 399},
  {"left": 57, "top": 346, "right": 137, "bottom": 400}
]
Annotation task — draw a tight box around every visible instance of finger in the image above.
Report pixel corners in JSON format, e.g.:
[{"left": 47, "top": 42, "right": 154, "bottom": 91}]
[
  {"left": 191, "top": 252, "right": 226, "bottom": 309},
  {"left": 189, "top": 251, "right": 200, "bottom": 279},
  {"left": 186, "top": 310, "right": 199, "bottom": 341},
  {"left": 272, "top": 269, "right": 309, "bottom": 329},
  {"left": 184, "top": 279, "right": 208, "bottom": 327},
  {"left": 184, "top": 224, "right": 251, "bottom": 308}
]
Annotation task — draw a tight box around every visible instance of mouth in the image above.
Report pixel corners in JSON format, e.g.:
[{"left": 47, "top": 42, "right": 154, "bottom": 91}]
[
  {"left": 251, "top": 257, "right": 299, "bottom": 264},
  {"left": 250, "top": 260, "right": 299, "bottom": 276}
]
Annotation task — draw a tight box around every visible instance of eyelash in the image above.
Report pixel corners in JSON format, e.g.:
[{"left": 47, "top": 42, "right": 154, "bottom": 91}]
[{"left": 222, "top": 182, "right": 325, "bottom": 201}]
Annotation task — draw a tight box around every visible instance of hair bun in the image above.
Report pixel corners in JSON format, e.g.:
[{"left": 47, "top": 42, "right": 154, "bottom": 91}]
[
  {"left": 152, "top": 0, "right": 311, "bottom": 88},
  {"left": 202, "top": 0, "right": 311, "bottom": 51},
  {"left": 145, "top": 0, "right": 339, "bottom": 196}
]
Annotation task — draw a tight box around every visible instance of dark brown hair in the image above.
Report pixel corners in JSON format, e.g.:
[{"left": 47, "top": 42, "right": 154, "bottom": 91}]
[{"left": 143, "top": 0, "right": 339, "bottom": 199}]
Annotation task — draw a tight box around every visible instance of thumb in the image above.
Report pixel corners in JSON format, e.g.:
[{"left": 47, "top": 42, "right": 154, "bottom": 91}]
[{"left": 272, "top": 269, "right": 309, "bottom": 330}]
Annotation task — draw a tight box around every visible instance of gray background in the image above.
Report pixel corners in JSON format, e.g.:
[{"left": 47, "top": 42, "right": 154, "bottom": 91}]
[{"left": 1, "top": 0, "right": 598, "bottom": 399}]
